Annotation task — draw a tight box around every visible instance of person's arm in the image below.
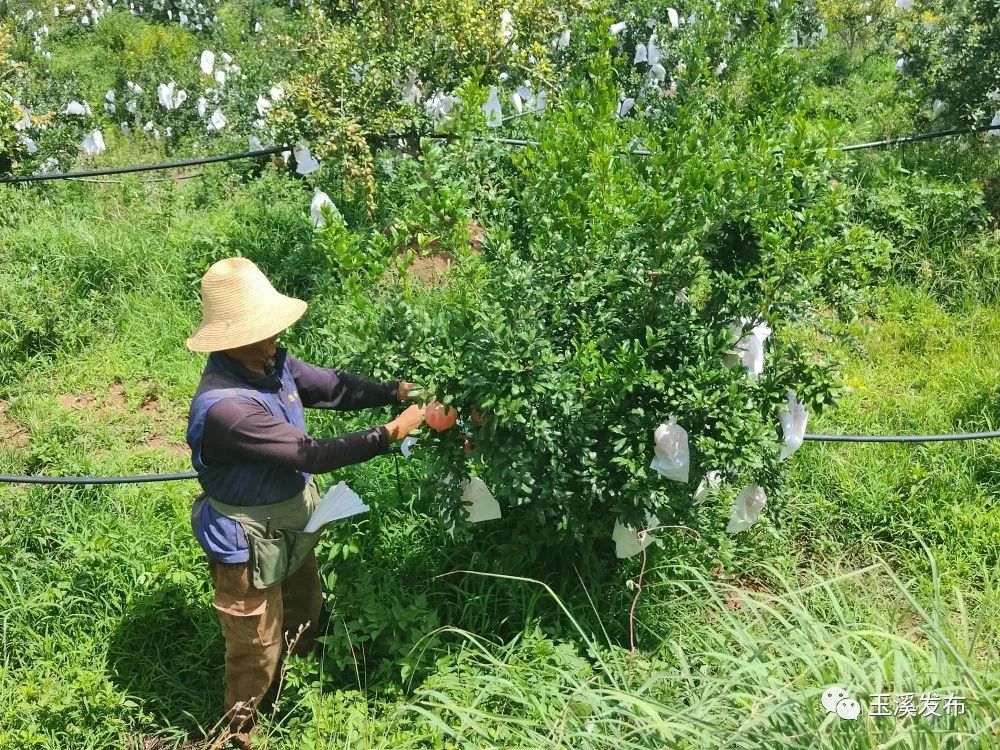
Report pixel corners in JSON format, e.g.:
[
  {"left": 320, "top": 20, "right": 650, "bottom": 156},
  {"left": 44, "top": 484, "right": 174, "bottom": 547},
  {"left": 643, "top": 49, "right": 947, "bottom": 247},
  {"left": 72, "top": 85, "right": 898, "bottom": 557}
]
[
  {"left": 202, "top": 398, "right": 425, "bottom": 473},
  {"left": 202, "top": 398, "right": 390, "bottom": 473},
  {"left": 287, "top": 354, "right": 400, "bottom": 411}
]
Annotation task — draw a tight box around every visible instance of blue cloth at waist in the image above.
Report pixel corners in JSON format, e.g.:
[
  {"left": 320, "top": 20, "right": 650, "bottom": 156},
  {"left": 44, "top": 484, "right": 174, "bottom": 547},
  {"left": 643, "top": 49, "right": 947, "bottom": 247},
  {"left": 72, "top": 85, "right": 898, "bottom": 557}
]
[{"left": 193, "top": 498, "right": 250, "bottom": 564}]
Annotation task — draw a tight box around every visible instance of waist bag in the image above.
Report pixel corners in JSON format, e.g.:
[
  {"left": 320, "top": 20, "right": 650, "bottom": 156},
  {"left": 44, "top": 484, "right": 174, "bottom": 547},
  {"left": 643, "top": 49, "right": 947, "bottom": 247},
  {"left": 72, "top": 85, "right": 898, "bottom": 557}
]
[{"left": 207, "top": 481, "right": 324, "bottom": 590}]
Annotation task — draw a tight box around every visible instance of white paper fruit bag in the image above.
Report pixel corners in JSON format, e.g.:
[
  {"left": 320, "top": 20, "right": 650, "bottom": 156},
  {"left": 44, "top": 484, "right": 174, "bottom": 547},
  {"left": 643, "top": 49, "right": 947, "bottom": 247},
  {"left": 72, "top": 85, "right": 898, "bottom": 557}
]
[
  {"left": 726, "top": 317, "right": 772, "bottom": 380},
  {"left": 310, "top": 189, "right": 341, "bottom": 228},
  {"left": 726, "top": 485, "right": 767, "bottom": 533},
  {"left": 693, "top": 470, "right": 722, "bottom": 502},
  {"left": 461, "top": 477, "right": 501, "bottom": 523},
  {"left": 399, "top": 436, "right": 419, "bottom": 458},
  {"left": 778, "top": 390, "right": 808, "bottom": 459},
  {"left": 612, "top": 513, "right": 660, "bottom": 558},
  {"left": 650, "top": 416, "right": 690, "bottom": 483},
  {"left": 304, "top": 482, "right": 369, "bottom": 533}
]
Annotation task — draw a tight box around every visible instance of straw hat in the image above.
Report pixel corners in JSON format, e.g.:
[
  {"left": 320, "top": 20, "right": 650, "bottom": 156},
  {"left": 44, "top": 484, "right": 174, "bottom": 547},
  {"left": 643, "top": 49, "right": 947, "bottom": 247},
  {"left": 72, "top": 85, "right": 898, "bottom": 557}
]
[{"left": 186, "top": 257, "right": 308, "bottom": 352}]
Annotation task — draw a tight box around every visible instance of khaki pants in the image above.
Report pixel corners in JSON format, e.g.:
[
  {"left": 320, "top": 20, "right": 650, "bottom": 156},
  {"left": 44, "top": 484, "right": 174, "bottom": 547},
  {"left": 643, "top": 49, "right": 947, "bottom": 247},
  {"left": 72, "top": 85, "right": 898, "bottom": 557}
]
[{"left": 208, "top": 552, "right": 323, "bottom": 732}]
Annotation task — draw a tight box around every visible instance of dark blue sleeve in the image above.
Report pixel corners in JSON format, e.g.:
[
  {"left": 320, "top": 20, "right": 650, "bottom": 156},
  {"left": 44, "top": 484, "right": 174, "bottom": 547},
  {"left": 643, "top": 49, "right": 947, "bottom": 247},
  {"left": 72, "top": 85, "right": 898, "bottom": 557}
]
[
  {"left": 202, "top": 397, "right": 391, "bottom": 472},
  {"left": 287, "top": 354, "right": 400, "bottom": 410}
]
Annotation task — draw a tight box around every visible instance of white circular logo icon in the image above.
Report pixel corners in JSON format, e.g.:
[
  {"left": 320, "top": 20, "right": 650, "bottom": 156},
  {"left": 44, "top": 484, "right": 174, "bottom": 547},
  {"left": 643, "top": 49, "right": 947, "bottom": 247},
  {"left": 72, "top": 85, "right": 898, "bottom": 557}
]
[
  {"left": 822, "top": 685, "right": 850, "bottom": 713},
  {"left": 836, "top": 698, "right": 862, "bottom": 720},
  {"left": 822, "top": 685, "right": 862, "bottom": 721}
]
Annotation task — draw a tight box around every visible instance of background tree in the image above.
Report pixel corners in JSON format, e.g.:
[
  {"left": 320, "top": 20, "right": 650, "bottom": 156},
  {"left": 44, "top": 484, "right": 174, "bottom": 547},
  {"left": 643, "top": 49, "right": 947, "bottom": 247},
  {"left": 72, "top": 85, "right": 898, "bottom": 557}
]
[
  {"left": 817, "top": 0, "right": 895, "bottom": 53},
  {"left": 896, "top": 0, "right": 1000, "bottom": 126},
  {"left": 0, "top": 23, "right": 23, "bottom": 175}
]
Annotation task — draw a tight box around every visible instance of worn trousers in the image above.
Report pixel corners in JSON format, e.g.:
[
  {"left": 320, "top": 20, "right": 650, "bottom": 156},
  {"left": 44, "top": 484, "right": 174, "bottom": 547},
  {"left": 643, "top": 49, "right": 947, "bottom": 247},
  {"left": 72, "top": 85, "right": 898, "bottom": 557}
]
[{"left": 208, "top": 552, "right": 324, "bottom": 732}]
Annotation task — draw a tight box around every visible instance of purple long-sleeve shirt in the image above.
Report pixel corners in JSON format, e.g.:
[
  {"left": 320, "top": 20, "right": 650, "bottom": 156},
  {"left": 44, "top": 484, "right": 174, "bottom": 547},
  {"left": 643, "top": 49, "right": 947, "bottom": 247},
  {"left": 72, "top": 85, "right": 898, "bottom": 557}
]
[
  {"left": 202, "top": 354, "right": 399, "bottom": 469},
  {"left": 192, "top": 350, "right": 400, "bottom": 563}
]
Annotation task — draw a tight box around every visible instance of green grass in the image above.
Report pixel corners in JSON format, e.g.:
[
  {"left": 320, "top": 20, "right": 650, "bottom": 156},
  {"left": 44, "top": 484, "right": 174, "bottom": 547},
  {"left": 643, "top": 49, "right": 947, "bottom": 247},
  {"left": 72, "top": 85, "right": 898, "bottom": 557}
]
[
  {"left": 2, "top": 171, "right": 1000, "bottom": 747},
  {"left": 250, "top": 562, "right": 1000, "bottom": 749},
  {"left": 4, "top": 19, "right": 1000, "bottom": 750},
  {"left": 785, "top": 287, "right": 1000, "bottom": 590}
]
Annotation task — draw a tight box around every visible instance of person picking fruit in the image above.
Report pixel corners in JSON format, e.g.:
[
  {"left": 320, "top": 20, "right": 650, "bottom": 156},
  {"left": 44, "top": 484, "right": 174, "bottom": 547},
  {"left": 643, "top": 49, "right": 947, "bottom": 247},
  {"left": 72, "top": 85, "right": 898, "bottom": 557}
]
[{"left": 184, "top": 257, "right": 423, "bottom": 749}]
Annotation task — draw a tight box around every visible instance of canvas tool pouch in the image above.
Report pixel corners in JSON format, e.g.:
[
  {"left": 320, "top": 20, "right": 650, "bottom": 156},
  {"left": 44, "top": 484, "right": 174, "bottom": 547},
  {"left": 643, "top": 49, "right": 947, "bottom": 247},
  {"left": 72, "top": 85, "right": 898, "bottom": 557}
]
[{"left": 207, "top": 481, "right": 324, "bottom": 590}]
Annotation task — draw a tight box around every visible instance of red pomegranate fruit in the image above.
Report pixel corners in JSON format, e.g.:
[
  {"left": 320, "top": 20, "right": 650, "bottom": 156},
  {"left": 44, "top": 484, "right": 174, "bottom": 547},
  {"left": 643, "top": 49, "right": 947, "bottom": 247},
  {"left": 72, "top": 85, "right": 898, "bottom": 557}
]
[{"left": 425, "top": 402, "right": 458, "bottom": 431}]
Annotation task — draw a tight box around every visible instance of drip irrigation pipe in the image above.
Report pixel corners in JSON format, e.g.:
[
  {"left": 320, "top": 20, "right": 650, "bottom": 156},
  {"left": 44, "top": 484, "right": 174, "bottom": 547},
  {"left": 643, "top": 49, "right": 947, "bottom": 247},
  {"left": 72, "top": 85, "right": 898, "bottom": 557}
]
[
  {"left": 2, "top": 431, "right": 999, "bottom": 484},
  {"left": 840, "top": 123, "right": 1000, "bottom": 152},
  {"left": 802, "top": 430, "right": 1000, "bottom": 443},
  {"left": 3, "top": 122, "right": 997, "bottom": 185},
  {"left": 0, "top": 145, "right": 285, "bottom": 184}
]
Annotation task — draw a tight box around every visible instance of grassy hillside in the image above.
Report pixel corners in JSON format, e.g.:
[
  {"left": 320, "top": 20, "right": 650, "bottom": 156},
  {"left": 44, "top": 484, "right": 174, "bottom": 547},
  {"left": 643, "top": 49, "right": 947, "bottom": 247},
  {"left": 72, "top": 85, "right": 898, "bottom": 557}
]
[
  {"left": 2, "top": 2, "right": 1000, "bottom": 749},
  {"left": 2, "top": 165, "right": 998, "bottom": 750}
]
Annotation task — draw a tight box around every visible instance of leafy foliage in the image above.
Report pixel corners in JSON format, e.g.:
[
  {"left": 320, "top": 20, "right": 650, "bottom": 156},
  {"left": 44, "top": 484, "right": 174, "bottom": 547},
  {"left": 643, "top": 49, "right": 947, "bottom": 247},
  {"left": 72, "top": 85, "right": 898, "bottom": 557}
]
[
  {"left": 4, "top": 0, "right": 1000, "bottom": 747},
  {"left": 896, "top": 0, "right": 1000, "bottom": 125},
  {"left": 264, "top": 2, "right": 877, "bottom": 545},
  {"left": 815, "top": 0, "right": 895, "bottom": 52},
  {"left": 0, "top": 23, "right": 23, "bottom": 172},
  {"left": 270, "top": 0, "right": 584, "bottom": 213},
  {"left": 321, "top": 55, "right": 852, "bottom": 545}
]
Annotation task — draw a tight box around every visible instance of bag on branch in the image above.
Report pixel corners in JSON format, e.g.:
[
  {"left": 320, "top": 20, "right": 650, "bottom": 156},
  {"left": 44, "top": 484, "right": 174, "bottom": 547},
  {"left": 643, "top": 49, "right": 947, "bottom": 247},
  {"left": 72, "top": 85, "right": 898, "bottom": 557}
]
[
  {"left": 650, "top": 416, "right": 690, "bottom": 483},
  {"left": 778, "top": 390, "right": 808, "bottom": 459},
  {"left": 726, "top": 485, "right": 767, "bottom": 533}
]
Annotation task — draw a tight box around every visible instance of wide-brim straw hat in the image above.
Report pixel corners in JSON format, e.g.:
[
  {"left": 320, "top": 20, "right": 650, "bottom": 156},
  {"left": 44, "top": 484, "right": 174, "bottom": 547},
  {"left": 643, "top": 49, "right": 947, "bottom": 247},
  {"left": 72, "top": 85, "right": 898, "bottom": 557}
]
[{"left": 186, "top": 257, "right": 308, "bottom": 352}]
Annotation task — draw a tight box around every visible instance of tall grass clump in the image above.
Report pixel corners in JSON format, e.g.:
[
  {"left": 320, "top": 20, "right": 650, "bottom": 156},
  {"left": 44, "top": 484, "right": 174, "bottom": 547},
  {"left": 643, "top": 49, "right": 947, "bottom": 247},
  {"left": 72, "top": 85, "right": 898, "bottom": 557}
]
[{"left": 270, "top": 559, "right": 1000, "bottom": 749}]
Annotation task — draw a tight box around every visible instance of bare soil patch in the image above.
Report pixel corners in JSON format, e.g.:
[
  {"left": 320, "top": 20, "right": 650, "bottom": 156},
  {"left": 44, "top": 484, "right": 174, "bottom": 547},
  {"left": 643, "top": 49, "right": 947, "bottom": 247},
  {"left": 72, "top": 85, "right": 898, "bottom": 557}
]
[
  {"left": 107, "top": 382, "right": 126, "bottom": 410},
  {"left": 710, "top": 566, "right": 773, "bottom": 612},
  {"left": 145, "top": 435, "right": 188, "bottom": 457},
  {"left": 466, "top": 218, "right": 485, "bottom": 251},
  {"left": 407, "top": 252, "right": 454, "bottom": 285},
  {"left": 400, "top": 218, "right": 485, "bottom": 287},
  {"left": 58, "top": 380, "right": 150, "bottom": 416},
  {"left": 897, "top": 608, "right": 929, "bottom": 645},
  {"left": 0, "top": 401, "right": 29, "bottom": 448},
  {"left": 140, "top": 395, "right": 162, "bottom": 414},
  {"left": 722, "top": 581, "right": 772, "bottom": 612},
  {"left": 723, "top": 589, "right": 745, "bottom": 611},
  {"left": 58, "top": 391, "right": 98, "bottom": 411},
  {"left": 137, "top": 378, "right": 162, "bottom": 414}
]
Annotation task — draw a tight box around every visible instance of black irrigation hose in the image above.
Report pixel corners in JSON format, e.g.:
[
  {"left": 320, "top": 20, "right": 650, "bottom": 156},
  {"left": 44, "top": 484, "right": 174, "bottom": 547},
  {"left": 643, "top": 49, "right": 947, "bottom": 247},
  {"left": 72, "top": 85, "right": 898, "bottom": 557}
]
[
  {"left": 803, "top": 430, "right": 1000, "bottom": 443},
  {"left": 0, "top": 146, "right": 285, "bottom": 184},
  {"left": 840, "top": 123, "right": 1000, "bottom": 152},
  {"left": 0, "top": 471, "right": 198, "bottom": 485},
  {"left": 2, "top": 432, "right": 1000, "bottom": 485},
  {"left": 428, "top": 133, "right": 545, "bottom": 149},
  {"left": 3, "top": 122, "right": 998, "bottom": 185},
  {"left": 432, "top": 133, "right": 655, "bottom": 156}
]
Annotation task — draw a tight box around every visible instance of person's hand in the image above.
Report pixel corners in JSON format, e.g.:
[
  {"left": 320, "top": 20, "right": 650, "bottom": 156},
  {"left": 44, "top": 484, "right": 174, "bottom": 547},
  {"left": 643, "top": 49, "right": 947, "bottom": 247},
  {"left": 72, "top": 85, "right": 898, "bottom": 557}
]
[
  {"left": 385, "top": 404, "right": 424, "bottom": 441},
  {"left": 397, "top": 381, "right": 422, "bottom": 401}
]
